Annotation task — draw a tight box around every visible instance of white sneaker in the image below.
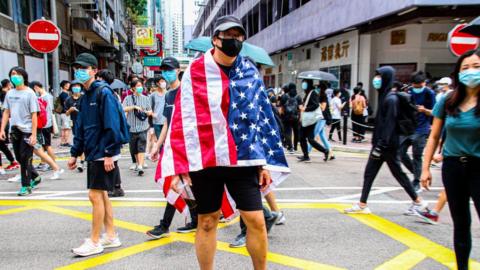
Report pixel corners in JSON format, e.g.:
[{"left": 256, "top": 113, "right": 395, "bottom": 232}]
[
  {"left": 50, "top": 169, "right": 65, "bottom": 180},
  {"left": 275, "top": 211, "right": 286, "bottom": 225},
  {"left": 404, "top": 200, "right": 428, "bottom": 216},
  {"left": 344, "top": 203, "right": 372, "bottom": 214},
  {"left": 72, "top": 238, "right": 104, "bottom": 257},
  {"left": 7, "top": 174, "right": 20, "bottom": 182},
  {"left": 99, "top": 233, "right": 122, "bottom": 249},
  {"left": 129, "top": 164, "right": 137, "bottom": 170},
  {"left": 143, "top": 163, "right": 148, "bottom": 168},
  {"left": 0, "top": 168, "right": 5, "bottom": 175}
]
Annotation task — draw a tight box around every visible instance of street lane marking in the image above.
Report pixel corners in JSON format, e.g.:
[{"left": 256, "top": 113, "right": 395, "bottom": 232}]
[
  {"left": 375, "top": 249, "right": 427, "bottom": 270},
  {"left": 0, "top": 206, "right": 34, "bottom": 215}
]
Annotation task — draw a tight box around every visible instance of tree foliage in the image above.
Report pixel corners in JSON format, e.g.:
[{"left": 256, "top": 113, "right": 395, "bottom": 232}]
[{"left": 125, "top": 0, "right": 147, "bottom": 24}]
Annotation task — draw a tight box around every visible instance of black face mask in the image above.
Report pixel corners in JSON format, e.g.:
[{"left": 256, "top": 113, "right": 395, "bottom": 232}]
[{"left": 217, "top": 38, "right": 243, "bottom": 57}]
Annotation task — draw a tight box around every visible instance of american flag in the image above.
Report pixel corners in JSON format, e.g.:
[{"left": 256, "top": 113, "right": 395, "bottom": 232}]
[{"left": 155, "top": 49, "right": 290, "bottom": 219}]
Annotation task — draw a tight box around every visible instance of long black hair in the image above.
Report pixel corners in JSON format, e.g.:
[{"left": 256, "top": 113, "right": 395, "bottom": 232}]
[
  {"left": 8, "top": 66, "right": 28, "bottom": 86},
  {"left": 446, "top": 49, "right": 480, "bottom": 117}
]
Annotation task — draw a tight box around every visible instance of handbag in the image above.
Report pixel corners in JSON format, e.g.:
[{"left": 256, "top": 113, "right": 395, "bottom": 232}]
[{"left": 301, "top": 90, "right": 323, "bottom": 127}]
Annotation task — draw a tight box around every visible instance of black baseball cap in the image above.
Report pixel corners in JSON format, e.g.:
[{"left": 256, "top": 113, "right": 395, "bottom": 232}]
[
  {"left": 73, "top": 53, "right": 98, "bottom": 68},
  {"left": 213, "top": 15, "right": 246, "bottom": 36},
  {"left": 160, "top": 57, "right": 180, "bottom": 70}
]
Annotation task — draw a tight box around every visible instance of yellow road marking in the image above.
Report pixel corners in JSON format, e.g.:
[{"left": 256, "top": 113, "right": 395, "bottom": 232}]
[
  {"left": 55, "top": 238, "right": 174, "bottom": 270},
  {"left": 375, "top": 249, "right": 427, "bottom": 270},
  {"left": 0, "top": 200, "right": 166, "bottom": 208},
  {"left": 0, "top": 206, "right": 34, "bottom": 215}
]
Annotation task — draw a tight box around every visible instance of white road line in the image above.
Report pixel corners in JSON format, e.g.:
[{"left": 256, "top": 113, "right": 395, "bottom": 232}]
[{"left": 321, "top": 187, "right": 401, "bottom": 202}]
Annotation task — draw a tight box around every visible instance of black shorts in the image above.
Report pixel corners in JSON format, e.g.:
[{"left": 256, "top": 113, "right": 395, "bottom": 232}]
[
  {"left": 41, "top": 127, "right": 53, "bottom": 147},
  {"left": 129, "top": 131, "right": 147, "bottom": 155},
  {"left": 190, "top": 166, "right": 262, "bottom": 214},
  {"left": 87, "top": 161, "right": 120, "bottom": 191}
]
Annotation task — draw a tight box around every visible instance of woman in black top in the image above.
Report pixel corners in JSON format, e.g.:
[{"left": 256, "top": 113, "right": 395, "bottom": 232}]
[{"left": 298, "top": 80, "right": 328, "bottom": 162}]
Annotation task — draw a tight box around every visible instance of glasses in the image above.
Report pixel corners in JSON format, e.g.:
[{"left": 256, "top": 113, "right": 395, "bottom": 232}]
[{"left": 218, "top": 33, "right": 245, "bottom": 42}]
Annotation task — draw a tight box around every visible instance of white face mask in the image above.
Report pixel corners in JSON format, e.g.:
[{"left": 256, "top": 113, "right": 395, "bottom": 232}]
[{"left": 159, "top": 81, "right": 167, "bottom": 89}]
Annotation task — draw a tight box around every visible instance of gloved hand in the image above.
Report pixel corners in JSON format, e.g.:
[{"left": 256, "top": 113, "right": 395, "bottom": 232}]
[{"left": 370, "top": 146, "right": 383, "bottom": 160}]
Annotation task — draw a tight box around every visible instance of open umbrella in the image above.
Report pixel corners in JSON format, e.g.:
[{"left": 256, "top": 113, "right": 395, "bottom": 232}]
[
  {"left": 297, "top": 70, "right": 338, "bottom": 81},
  {"left": 185, "top": 36, "right": 275, "bottom": 66},
  {"left": 110, "top": 79, "right": 128, "bottom": 90},
  {"left": 459, "top": 16, "right": 480, "bottom": 37}
]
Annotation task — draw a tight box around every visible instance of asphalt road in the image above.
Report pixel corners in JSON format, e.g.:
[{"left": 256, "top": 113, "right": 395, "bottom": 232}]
[{"left": 0, "top": 151, "right": 479, "bottom": 270}]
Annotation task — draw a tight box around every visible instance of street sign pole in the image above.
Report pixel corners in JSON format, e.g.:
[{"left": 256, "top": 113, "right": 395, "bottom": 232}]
[
  {"left": 43, "top": 53, "right": 49, "bottom": 94},
  {"left": 49, "top": 1, "right": 60, "bottom": 96}
]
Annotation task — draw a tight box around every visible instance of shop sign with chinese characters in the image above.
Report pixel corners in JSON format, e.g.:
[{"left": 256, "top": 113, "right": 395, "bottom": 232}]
[{"left": 320, "top": 40, "right": 350, "bottom": 62}]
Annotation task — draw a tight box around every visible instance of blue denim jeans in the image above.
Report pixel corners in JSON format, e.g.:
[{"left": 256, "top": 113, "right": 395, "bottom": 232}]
[
  {"left": 399, "top": 133, "right": 428, "bottom": 184},
  {"left": 308, "top": 120, "right": 331, "bottom": 153}
]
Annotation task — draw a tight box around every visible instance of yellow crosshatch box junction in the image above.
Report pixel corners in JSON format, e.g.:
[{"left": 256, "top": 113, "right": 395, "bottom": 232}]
[{"left": 1, "top": 200, "right": 479, "bottom": 270}]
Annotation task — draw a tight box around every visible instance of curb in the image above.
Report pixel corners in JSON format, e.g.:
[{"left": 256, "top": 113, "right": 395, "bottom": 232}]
[{"left": 332, "top": 145, "right": 370, "bottom": 154}]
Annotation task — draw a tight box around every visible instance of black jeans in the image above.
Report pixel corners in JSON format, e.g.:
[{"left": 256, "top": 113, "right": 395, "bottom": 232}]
[
  {"left": 300, "top": 124, "right": 327, "bottom": 158},
  {"left": 329, "top": 120, "right": 342, "bottom": 141},
  {"left": 159, "top": 199, "right": 198, "bottom": 229},
  {"left": 400, "top": 133, "right": 428, "bottom": 185},
  {"left": 10, "top": 127, "right": 39, "bottom": 188},
  {"left": 283, "top": 119, "right": 300, "bottom": 151},
  {"left": 360, "top": 147, "right": 417, "bottom": 203},
  {"left": 442, "top": 157, "right": 480, "bottom": 270},
  {"left": 0, "top": 139, "right": 15, "bottom": 166},
  {"left": 238, "top": 206, "right": 273, "bottom": 236}
]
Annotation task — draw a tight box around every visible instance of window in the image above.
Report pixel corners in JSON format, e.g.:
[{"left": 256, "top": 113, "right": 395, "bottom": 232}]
[
  {"left": 0, "top": 0, "right": 11, "bottom": 16},
  {"left": 19, "top": 0, "right": 34, "bottom": 24},
  {"left": 306, "top": 48, "right": 311, "bottom": 60}
]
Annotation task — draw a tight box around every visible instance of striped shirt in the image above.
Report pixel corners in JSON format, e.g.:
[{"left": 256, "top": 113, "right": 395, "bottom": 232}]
[{"left": 122, "top": 94, "right": 151, "bottom": 133}]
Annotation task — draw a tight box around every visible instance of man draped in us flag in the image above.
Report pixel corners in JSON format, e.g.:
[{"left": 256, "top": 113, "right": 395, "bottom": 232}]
[{"left": 155, "top": 15, "right": 289, "bottom": 270}]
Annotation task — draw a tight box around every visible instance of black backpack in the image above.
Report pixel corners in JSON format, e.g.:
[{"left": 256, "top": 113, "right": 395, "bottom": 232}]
[
  {"left": 284, "top": 95, "right": 299, "bottom": 121},
  {"left": 395, "top": 92, "right": 418, "bottom": 136}
]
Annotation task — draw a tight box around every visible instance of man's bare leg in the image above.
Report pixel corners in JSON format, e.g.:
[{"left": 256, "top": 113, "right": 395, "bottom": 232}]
[
  {"left": 265, "top": 192, "right": 279, "bottom": 212},
  {"left": 240, "top": 210, "right": 268, "bottom": 270},
  {"left": 195, "top": 211, "right": 221, "bottom": 270},
  {"left": 89, "top": 189, "right": 105, "bottom": 243},
  {"left": 102, "top": 191, "right": 115, "bottom": 238}
]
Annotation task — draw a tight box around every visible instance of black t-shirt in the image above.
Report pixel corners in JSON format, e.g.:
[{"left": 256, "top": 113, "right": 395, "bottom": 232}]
[
  {"left": 218, "top": 63, "right": 233, "bottom": 76},
  {"left": 65, "top": 95, "right": 81, "bottom": 123},
  {"left": 163, "top": 87, "right": 179, "bottom": 127},
  {"left": 59, "top": 91, "right": 69, "bottom": 113}
]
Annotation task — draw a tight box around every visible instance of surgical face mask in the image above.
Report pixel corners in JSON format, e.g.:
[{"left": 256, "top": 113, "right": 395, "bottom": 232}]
[
  {"left": 301, "top": 82, "right": 308, "bottom": 90},
  {"left": 162, "top": 70, "right": 177, "bottom": 84},
  {"left": 459, "top": 69, "right": 480, "bottom": 88},
  {"left": 159, "top": 81, "right": 167, "bottom": 89},
  {"left": 372, "top": 78, "right": 382, "bottom": 90},
  {"left": 412, "top": 87, "right": 424, "bottom": 94},
  {"left": 10, "top": 75, "right": 24, "bottom": 87},
  {"left": 72, "top": 86, "right": 81, "bottom": 94},
  {"left": 217, "top": 38, "right": 243, "bottom": 57},
  {"left": 74, "top": 69, "right": 91, "bottom": 83},
  {"left": 135, "top": 86, "right": 144, "bottom": 94}
]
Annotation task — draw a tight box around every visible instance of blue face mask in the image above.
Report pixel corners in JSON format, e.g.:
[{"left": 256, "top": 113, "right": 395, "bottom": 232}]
[
  {"left": 372, "top": 78, "right": 382, "bottom": 90},
  {"left": 74, "top": 69, "right": 91, "bottom": 83},
  {"left": 301, "top": 82, "right": 308, "bottom": 90},
  {"left": 72, "top": 86, "right": 81, "bottom": 93},
  {"left": 162, "top": 70, "right": 177, "bottom": 84},
  {"left": 459, "top": 69, "right": 480, "bottom": 88},
  {"left": 10, "top": 75, "right": 24, "bottom": 87},
  {"left": 136, "top": 86, "right": 144, "bottom": 94},
  {"left": 412, "top": 87, "right": 424, "bottom": 94}
]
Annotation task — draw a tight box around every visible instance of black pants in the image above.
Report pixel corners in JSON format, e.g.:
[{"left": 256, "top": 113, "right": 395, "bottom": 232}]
[
  {"left": 300, "top": 124, "right": 327, "bottom": 158},
  {"left": 351, "top": 114, "right": 365, "bottom": 139},
  {"left": 10, "top": 127, "right": 39, "bottom": 187},
  {"left": 238, "top": 206, "right": 272, "bottom": 236},
  {"left": 360, "top": 147, "right": 417, "bottom": 203},
  {"left": 0, "top": 140, "right": 15, "bottom": 166},
  {"left": 399, "top": 134, "right": 428, "bottom": 185},
  {"left": 442, "top": 157, "right": 480, "bottom": 270},
  {"left": 283, "top": 119, "right": 300, "bottom": 151},
  {"left": 329, "top": 120, "right": 342, "bottom": 141},
  {"left": 159, "top": 199, "right": 198, "bottom": 229}
]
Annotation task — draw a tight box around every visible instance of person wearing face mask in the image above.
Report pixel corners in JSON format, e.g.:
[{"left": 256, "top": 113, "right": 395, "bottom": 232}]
[
  {"left": 399, "top": 71, "right": 436, "bottom": 192},
  {"left": 344, "top": 66, "right": 428, "bottom": 215},
  {"left": 150, "top": 77, "right": 167, "bottom": 140},
  {"left": 68, "top": 53, "right": 129, "bottom": 257},
  {"left": 56, "top": 80, "right": 72, "bottom": 147},
  {"left": 0, "top": 67, "right": 41, "bottom": 196},
  {"left": 65, "top": 81, "right": 85, "bottom": 173},
  {"left": 0, "top": 79, "right": 19, "bottom": 173},
  {"left": 154, "top": 16, "right": 289, "bottom": 270},
  {"left": 122, "top": 79, "right": 152, "bottom": 176},
  {"left": 435, "top": 77, "right": 453, "bottom": 103},
  {"left": 421, "top": 49, "right": 480, "bottom": 270}
]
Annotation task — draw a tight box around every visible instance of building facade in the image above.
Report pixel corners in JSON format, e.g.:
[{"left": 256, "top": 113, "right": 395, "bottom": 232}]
[
  {"left": 162, "top": 0, "right": 184, "bottom": 57},
  {"left": 193, "top": 0, "right": 480, "bottom": 110}
]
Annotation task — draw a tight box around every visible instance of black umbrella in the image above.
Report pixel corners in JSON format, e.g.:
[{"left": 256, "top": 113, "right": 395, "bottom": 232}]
[{"left": 459, "top": 16, "right": 480, "bottom": 37}]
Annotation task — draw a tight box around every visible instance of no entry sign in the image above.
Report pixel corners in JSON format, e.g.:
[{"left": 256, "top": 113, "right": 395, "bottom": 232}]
[
  {"left": 26, "top": 19, "right": 61, "bottom": 53},
  {"left": 448, "top": 24, "right": 479, "bottom": 57}
]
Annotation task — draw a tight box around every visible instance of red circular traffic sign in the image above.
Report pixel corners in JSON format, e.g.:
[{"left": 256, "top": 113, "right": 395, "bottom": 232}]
[
  {"left": 448, "top": 24, "right": 479, "bottom": 57},
  {"left": 26, "top": 19, "right": 61, "bottom": 53}
]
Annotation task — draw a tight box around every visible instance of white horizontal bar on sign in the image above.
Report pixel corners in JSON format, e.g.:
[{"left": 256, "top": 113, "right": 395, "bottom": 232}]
[
  {"left": 451, "top": 36, "right": 479, "bottom": 45},
  {"left": 28, "top": 33, "right": 59, "bottom": 40}
]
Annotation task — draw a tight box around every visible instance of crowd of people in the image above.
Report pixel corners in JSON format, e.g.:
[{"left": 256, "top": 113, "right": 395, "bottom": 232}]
[{"left": 0, "top": 14, "right": 479, "bottom": 270}]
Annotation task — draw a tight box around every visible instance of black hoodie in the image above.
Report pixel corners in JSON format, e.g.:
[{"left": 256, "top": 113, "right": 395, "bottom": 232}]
[{"left": 372, "top": 66, "right": 400, "bottom": 149}]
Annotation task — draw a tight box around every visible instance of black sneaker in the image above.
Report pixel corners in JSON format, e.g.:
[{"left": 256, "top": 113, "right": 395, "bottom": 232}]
[
  {"left": 296, "top": 156, "right": 311, "bottom": 162},
  {"left": 177, "top": 222, "right": 197, "bottom": 233},
  {"left": 108, "top": 188, "right": 125, "bottom": 198},
  {"left": 138, "top": 167, "right": 144, "bottom": 176},
  {"left": 265, "top": 212, "right": 280, "bottom": 234},
  {"left": 146, "top": 225, "right": 170, "bottom": 239}
]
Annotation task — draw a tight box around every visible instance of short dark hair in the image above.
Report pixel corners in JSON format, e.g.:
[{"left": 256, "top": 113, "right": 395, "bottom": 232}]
[
  {"left": 411, "top": 71, "right": 426, "bottom": 84},
  {"left": 154, "top": 76, "right": 165, "bottom": 84},
  {"left": 60, "top": 80, "right": 70, "bottom": 89},
  {"left": 357, "top": 82, "right": 363, "bottom": 87},
  {"left": 29, "top": 81, "right": 43, "bottom": 89},
  {"left": 333, "top": 89, "right": 341, "bottom": 96},
  {"left": 97, "top": 69, "right": 115, "bottom": 85},
  {"left": 8, "top": 66, "right": 29, "bottom": 86},
  {"left": 1, "top": 79, "right": 10, "bottom": 88},
  {"left": 130, "top": 79, "right": 143, "bottom": 89}
]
